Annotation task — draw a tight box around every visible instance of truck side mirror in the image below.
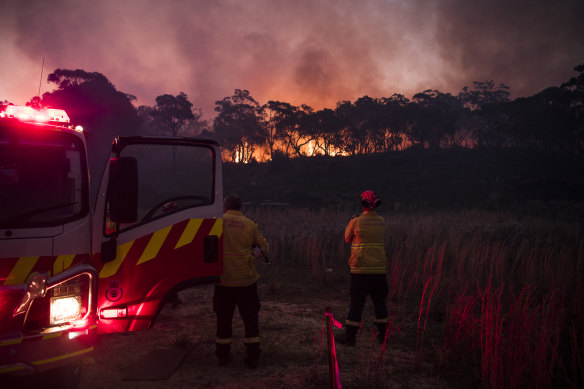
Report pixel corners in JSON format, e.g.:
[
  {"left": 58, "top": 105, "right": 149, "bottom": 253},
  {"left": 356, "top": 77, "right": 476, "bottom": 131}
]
[
  {"left": 108, "top": 157, "right": 138, "bottom": 224},
  {"left": 101, "top": 238, "right": 117, "bottom": 263}
]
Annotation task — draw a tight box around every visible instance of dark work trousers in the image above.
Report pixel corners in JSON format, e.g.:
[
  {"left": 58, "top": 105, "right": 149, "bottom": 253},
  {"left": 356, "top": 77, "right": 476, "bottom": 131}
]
[
  {"left": 347, "top": 273, "right": 388, "bottom": 328},
  {"left": 213, "top": 283, "right": 261, "bottom": 358}
]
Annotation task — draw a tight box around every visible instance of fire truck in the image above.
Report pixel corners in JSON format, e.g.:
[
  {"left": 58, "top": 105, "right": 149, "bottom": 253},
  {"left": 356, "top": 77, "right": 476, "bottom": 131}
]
[{"left": 0, "top": 105, "right": 223, "bottom": 377}]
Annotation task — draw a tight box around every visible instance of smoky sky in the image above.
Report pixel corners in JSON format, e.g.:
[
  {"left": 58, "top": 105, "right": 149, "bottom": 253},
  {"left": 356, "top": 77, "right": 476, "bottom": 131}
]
[{"left": 1, "top": 0, "right": 583, "bottom": 119}]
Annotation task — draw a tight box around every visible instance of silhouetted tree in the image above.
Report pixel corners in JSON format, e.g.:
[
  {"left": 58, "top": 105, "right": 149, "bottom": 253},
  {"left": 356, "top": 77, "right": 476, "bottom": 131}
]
[
  {"left": 214, "top": 89, "right": 264, "bottom": 163},
  {"left": 459, "top": 80, "right": 510, "bottom": 111},
  {"left": 263, "top": 101, "right": 291, "bottom": 158},
  {"left": 335, "top": 100, "right": 363, "bottom": 155},
  {"left": 38, "top": 69, "right": 140, "bottom": 199},
  {"left": 307, "top": 108, "right": 343, "bottom": 156},
  {"left": 408, "top": 90, "right": 462, "bottom": 148},
  {"left": 506, "top": 86, "right": 580, "bottom": 153},
  {"left": 151, "top": 92, "right": 195, "bottom": 137},
  {"left": 380, "top": 94, "right": 411, "bottom": 151},
  {"left": 353, "top": 96, "right": 388, "bottom": 153},
  {"left": 459, "top": 81, "right": 511, "bottom": 148},
  {"left": 40, "top": 69, "right": 138, "bottom": 134},
  {"left": 561, "top": 64, "right": 584, "bottom": 156},
  {"left": 265, "top": 101, "right": 313, "bottom": 157},
  {"left": 26, "top": 96, "right": 42, "bottom": 109},
  {"left": 561, "top": 64, "right": 584, "bottom": 95}
]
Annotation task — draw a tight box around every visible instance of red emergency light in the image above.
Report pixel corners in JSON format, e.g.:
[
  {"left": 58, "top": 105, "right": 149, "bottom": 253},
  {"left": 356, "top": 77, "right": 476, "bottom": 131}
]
[{"left": 0, "top": 105, "right": 70, "bottom": 124}]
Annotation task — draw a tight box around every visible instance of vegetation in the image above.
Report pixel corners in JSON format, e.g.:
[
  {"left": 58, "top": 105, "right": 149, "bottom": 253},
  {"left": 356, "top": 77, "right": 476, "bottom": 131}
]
[
  {"left": 2, "top": 64, "right": 583, "bottom": 165},
  {"left": 2, "top": 61, "right": 582, "bottom": 387},
  {"left": 223, "top": 148, "right": 584, "bottom": 210},
  {"left": 245, "top": 205, "right": 584, "bottom": 388}
]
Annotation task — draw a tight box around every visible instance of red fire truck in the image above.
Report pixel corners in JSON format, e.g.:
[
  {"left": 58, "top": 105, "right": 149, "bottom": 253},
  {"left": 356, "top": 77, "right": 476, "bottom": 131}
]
[{"left": 0, "top": 105, "right": 223, "bottom": 377}]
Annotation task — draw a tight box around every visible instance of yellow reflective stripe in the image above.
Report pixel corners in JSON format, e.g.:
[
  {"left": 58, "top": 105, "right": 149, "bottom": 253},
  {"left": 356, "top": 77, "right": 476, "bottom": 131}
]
[
  {"left": 351, "top": 243, "right": 385, "bottom": 248},
  {"left": 346, "top": 320, "right": 361, "bottom": 327},
  {"left": 216, "top": 338, "right": 232, "bottom": 344},
  {"left": 42, "top": 332, "right": 62, "bottom": 340},
  {"left": 137, "top": 225, "right": 172, "bottom": 265},
  {"left": 32, "top": 346, "right": 93, "bottom": 366},
  {"left": 209, "top": 218, "right": 223, "bottom": 237},
  {"left": 4, "top": 256, "right": 39, "bottom": 285},
  {"left": 0, "top": 364, "right": 25, "bottom": 374},
  {"left": 99, "top": 240, "right": 134, "bottom": 279},
  {"left": 175, "top": 218, "right": 203, "bottom": 249},
  {"left": 244, "top": 337, "right": 260, "bottom": 344},
  {"left": 53, "top": 254, "right": 75, "bottom": 275},
  {"left": 350, "top": 266, "right": 386, "bottom": 274},
  {"left": 374, "top": 318, "right": 388, "bottom": 324},
  {"left": 0, "top": 338, "right": 23, "bottom": 347}
]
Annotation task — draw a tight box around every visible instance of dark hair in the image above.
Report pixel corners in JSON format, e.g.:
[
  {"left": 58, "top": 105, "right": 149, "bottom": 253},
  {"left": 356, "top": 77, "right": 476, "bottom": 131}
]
[{"left": 224, "top": 194, "right": 242, "bottom": 211}]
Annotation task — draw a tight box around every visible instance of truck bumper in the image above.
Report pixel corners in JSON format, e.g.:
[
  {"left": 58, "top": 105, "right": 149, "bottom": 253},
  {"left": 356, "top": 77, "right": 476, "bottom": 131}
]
[{"left": 0, "top": 324, "right": 97, "bottom": 376}]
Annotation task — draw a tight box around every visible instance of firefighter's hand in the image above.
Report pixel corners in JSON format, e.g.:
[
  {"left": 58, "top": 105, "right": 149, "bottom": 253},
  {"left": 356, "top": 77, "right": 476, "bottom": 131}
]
[{"left": 253, "top": 247, "right": 263, "bottom": 259}]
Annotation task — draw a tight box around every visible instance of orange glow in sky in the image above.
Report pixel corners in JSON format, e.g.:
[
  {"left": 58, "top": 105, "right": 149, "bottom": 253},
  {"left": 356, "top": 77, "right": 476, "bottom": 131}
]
[{"left": 1, "top": 0, "right": 583, "bottom": 120}]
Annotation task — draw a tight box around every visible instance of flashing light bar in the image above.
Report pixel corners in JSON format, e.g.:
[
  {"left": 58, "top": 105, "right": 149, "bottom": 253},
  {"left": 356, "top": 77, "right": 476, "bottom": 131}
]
[{"left": 0, "top": 105, "right": 70, "bottom": 124}]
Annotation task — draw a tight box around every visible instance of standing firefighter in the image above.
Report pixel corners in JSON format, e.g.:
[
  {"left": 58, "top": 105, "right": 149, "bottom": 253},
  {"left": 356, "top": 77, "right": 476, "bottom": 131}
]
[
  {"left": 336, "top": 190, "right": 389, "bottom": 346},
  {"left": 214, "top": 194, "right": 269, "bottom": 368}
]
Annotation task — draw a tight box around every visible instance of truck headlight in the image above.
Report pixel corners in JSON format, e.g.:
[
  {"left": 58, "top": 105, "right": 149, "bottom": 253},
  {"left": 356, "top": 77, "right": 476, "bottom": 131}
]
[
  {"left": 49, "top": 277, "right": 86, "bottom": 325},
  {"left": 19, "top": 266, "right": 96, "bottom": 334},
  {"left": 50, "top": 295, "right": 82, "bottom": 325}
]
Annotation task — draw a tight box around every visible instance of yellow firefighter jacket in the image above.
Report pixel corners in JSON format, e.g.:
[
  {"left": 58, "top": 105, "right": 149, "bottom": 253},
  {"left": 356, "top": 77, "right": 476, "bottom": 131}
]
[
  {"left": 220, "top": 210, "right": 269, "bottom": 287},
  {"left": 345, "top": 210, "right": 387, "bottom": 274}
]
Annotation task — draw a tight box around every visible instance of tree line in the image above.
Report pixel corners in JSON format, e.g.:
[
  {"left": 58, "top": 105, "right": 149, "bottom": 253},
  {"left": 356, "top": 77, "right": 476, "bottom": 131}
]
[{"left": 2, "top": 64, "right": 583, "bottom": 162}]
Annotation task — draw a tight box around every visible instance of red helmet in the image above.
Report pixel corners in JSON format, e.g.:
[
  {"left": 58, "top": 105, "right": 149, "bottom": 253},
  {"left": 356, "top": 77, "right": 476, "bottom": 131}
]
[{"left": 360, "top": 190, "right": 381, "bottom": 209}]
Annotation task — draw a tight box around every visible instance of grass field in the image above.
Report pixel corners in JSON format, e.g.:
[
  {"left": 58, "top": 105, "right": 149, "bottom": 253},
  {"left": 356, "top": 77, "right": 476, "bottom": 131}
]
[
  {"left": 244, "top": 205, "right": 584, "bottom": 388},
  {"left": 29, "top": 204, "right": 581, "bottom": 389}
]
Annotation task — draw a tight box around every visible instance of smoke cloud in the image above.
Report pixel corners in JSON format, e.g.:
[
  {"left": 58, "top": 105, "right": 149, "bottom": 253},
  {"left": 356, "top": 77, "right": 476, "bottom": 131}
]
[{"left": 1, "top": 0, "right": 583, "bottom": 119}]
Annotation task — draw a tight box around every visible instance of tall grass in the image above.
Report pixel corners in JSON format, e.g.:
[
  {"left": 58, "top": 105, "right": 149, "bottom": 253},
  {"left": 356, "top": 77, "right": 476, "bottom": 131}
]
[{"left": 246, "top": 205, "right": 584, "bottom": 387}]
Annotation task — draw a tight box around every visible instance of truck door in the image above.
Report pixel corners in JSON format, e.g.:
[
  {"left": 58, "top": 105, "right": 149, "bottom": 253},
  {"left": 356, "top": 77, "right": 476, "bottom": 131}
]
[{"left": 92, "top": 137, "right": 223, "bottom": 333}]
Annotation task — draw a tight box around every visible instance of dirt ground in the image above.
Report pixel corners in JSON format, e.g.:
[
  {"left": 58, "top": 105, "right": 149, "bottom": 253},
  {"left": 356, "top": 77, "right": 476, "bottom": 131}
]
[
  {"left": 9, "top": 270, "right": 452, "bottom": 389},
  {"left": 74, "top": 269, "right": 454, "bottom": 389}
]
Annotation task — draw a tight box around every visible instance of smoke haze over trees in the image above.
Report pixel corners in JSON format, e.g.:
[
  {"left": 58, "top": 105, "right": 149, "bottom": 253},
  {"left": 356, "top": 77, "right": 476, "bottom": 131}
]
[
  {"left": 7, "top": 63, "right": 582, "bottom": 166},
  {"left": 3, "top": 0, "right": 583, "bottom": 121}
]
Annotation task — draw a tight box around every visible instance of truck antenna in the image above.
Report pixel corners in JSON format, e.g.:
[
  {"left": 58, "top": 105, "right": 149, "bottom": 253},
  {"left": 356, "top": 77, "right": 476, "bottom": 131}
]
[{"left": 38, "top": 57, "right": 45, "bottom": 98}]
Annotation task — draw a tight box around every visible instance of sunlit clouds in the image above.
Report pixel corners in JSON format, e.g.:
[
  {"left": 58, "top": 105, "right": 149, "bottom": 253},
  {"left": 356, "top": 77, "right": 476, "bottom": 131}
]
[{"left": 1, "top": 0, "right": 583, "bottom": 119}]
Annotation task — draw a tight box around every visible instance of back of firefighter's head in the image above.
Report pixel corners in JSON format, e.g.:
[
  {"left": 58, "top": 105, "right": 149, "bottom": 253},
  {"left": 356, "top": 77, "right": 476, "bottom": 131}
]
[
  {"left": 360, "top": 190, "right": 381, "bottom": 210},
  {"left": 224, "top": 194, "right": 242, "bottom": 212}
]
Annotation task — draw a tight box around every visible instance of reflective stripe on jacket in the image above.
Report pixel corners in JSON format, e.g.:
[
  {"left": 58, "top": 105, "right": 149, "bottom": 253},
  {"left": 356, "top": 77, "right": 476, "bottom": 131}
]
[
  {"left": 220, "top": 210, "right": 269, "bottom": 286},
  {"left": 345, "top": 210, "right": 387, "bottom": 274}
]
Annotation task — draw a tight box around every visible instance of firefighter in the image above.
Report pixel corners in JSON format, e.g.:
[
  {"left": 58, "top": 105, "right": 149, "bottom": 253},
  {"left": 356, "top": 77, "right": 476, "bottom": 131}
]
[
  {"left": 214, "top": 194, "right": 269, "bottom": 368},
  {"left": 336, "top": 190, "right": 389, "bottom": 346}
]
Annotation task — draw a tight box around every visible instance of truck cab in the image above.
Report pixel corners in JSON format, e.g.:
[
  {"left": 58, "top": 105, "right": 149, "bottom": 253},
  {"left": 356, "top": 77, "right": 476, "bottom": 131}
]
[{"left": 0, "top": 105, "right": 223, "bottom": 375}]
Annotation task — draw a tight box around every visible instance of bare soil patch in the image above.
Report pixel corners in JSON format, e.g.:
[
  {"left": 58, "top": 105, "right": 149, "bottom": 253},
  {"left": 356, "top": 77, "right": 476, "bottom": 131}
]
[{"left": 75, "top": 270, "right": 451, "bottom": 389}]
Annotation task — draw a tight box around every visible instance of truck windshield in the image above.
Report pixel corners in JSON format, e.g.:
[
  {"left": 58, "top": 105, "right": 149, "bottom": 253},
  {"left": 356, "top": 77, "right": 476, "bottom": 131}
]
[{"left": 0, "top": 124, "right": 88, "bottom": 228}]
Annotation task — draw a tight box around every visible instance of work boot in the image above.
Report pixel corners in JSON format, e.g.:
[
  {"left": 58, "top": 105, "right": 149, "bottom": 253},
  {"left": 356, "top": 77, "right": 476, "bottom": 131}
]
[
  {"left": 216, "top": 343, "right": 231, "bottom": 367},
  {"left": 244, "top": 343, "right": 261, "bottom": 369},
  {"left": 218, "top": 354, "right": 232, "bottom": 366},
  {"left": 335, "top": 326, "right": 358, "bottom": 347},
  {"left": 244, "top": 355, "right": 259, "bottom": 369}
]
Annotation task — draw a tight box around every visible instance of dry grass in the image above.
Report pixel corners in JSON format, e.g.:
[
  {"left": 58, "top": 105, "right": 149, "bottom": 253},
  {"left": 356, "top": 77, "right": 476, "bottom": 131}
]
[
  {"left": 71, "top": 205, "right": 583, "bottom": 388},
  {"left": 246, "top": 206, "right": 583, "bottom": 388}
]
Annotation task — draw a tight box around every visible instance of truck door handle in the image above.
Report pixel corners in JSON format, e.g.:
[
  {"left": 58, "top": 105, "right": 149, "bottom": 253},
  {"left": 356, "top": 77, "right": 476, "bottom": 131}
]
[
  {"left": 204, "top": 235, "right": 218, "bottom": 263},
  {"left": 101, "top": 238, "right": 117, "bottom": 263}
]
